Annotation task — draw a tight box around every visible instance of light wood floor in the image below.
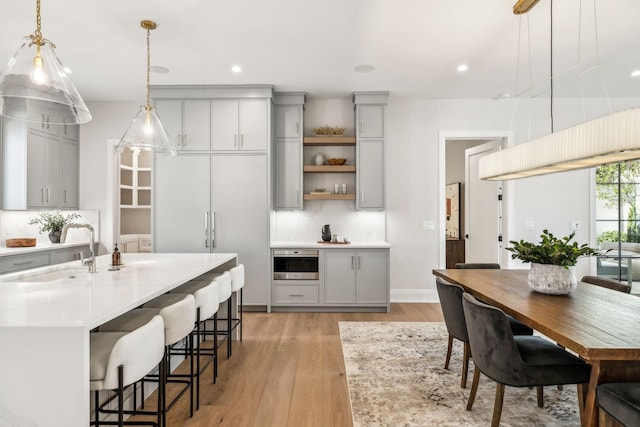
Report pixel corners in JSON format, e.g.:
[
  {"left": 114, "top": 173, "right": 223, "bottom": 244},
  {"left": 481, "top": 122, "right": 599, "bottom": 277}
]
[{"left": 130, "top": 303, "right": 444, "bottom": 427}]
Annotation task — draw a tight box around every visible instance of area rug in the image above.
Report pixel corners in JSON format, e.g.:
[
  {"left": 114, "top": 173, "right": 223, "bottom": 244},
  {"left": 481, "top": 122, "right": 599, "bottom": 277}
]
[{"left": 339, "top": 322, "right": 580, "bottom": 427}]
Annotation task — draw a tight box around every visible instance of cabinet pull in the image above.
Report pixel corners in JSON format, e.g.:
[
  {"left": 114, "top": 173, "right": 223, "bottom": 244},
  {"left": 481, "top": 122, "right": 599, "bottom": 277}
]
[
  {"left": 289, "top": 293, "right": 304, "bottom": 297},
  {"left": 296, "top": 190, "right": 300, "bottom": 204},
  {"left": 240, "top": 134, "right": 244, "bottom": 149},
  {"left": 204, "top": 212, "right": 209, "bottom": 248},
  {"left": 296, "top": 123, "right": 299, "bottom": 135},
  {"left": 360, "top": 190, "right": 365, "bottom": 203},
  {"left": 14, "top": 260, "right": 33, "bottom": 266},
  {"left": 46, "top": 188, "right": 50, "bottom": 203},
  {"left": 360, "top": 121, "right": 364, "bottom": 134},
  {"left": 183, "top": 134, "right": 188, "bottom": 147},
  {"left": 234, "top": 134, "right": 237, "bottom": 148},
  {"left": 351, "top": 255, "right": 355, "bottom": 270},
  {"left": 357, "top": 256, "right": 361, "bottom": 270},
  {"left": 64, "top": 189, "right": 67, "bottom": 204},
  {"left": 41, "top": 188, "right": 45, "bottom": 203}
]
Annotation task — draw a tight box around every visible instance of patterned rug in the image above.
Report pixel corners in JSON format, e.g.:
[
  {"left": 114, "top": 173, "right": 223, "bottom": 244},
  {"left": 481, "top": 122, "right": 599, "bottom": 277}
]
[{"left": 339, "top": 322, "right": 581, "bottom": 427}]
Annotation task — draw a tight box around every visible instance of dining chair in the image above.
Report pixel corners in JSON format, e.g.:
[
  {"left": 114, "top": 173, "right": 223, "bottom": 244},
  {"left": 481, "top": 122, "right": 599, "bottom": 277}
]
[
  {"left": 597, "top": 382, "right": 640, "bottom": 426},
  {"left": 462, "top": 293, "right": 591, "bottom": 427},
  {"left": 581, "top": 275, "right": 631, "bottom": 293},
  {"left": 454, "top": 263, "right": 533, "bottom": 336},
  {"left": 435, "top": 277, "right": 532, "bottom": 389}
]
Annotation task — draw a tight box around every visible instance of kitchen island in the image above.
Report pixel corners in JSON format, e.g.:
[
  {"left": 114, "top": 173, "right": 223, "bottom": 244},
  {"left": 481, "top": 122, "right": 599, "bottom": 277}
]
[{"left": 0, "top": 252, "right": 237, "bottom": 427}]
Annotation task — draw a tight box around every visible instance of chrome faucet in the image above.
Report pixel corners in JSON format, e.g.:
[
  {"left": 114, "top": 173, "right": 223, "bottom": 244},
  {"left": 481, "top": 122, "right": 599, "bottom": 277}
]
[{"left": 61, "top": 223, "right": 97, "bottom": 273}]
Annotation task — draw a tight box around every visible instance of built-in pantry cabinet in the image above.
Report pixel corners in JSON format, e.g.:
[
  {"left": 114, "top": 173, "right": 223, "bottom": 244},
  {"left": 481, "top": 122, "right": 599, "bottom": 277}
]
[
  {"left": 151, "top": 85, "right": 272, "bottom": 306},
  {"left": 2, "top": 117, "right": 79, "bottom": 210},
  {"left": 273, "top": 91, "right": 387, "bottom": 210}
]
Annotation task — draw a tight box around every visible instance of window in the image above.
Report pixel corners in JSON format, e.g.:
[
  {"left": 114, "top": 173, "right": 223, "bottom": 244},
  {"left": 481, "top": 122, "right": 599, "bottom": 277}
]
[{"left": 595, "top": 161, "right": 640, "bottom": 283}]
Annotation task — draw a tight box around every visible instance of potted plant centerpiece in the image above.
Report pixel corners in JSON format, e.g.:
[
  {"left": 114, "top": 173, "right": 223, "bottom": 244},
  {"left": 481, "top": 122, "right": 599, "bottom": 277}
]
[
  {"left": 507, "top": 229, "right": 599, "bottom": 295},
  {"left": 29, "top": 211, "right": 81, "bottom": 243}
]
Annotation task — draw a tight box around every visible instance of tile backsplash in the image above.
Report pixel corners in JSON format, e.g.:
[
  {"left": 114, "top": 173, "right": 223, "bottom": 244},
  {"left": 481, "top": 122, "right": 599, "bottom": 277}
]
[
  {"left": 273, "top": 202, "right": 385, "bottom": 242},
  {"left": 0, "top": 210, "right": 100, "bottom": 246}
]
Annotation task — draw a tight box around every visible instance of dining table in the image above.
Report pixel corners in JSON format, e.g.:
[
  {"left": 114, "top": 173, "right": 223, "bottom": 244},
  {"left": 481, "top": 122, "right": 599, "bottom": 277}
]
[{"left": 433, "top": 268, "right": 640, "bottom": 427}]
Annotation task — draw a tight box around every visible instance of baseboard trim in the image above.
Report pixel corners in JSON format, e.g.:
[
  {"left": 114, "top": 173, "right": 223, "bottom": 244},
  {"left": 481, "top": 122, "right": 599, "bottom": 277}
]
[{"left": 390, "top": 288, "right": 439, "bottom": 303}]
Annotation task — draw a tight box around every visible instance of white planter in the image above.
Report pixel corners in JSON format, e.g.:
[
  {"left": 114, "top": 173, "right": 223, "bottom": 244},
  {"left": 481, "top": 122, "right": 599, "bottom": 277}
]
[{"left": 527, "top": 263, "right": 577, "bottom": 295}]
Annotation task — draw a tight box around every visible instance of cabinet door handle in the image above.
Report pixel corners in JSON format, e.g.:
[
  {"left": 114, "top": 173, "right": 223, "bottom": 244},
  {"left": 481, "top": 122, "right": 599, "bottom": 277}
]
[
  {"left": 64, "top": 189, "right": 67, "bottom": 204},
  {"left": 289, "top": 293, "right": 304, "bottom": 297},
  {"left": 351, "top": 255, "right": 355, "bottom": 270},
  {"left": 360, "top": 121, "right": 364, "bottom": 134},
  {"left": 46, "top": 188, "right": 50, "bottom": 203},
  {"left": 357, "top": 256, "right": 361, "bottom": 270},
  {"left": 46, "top": 115, "right": 50, "bottom": 130},
  {"left": 296, "top": 190, "right": 300, "bottom": 205},
  {"left": 41, "top": 188, "right": 45, "bottom": 203},
  {"left": 360, "top": 190, "right": 365, "bottom": 204},
  {"left": 240, "top": 134, "right": 244, "bottom": 149},
  {"left": 14, "top": 260, "right": 33, "bottom": 266},
  {"left": 234, "top": 134, "right": 237, "bottom": 148},
  {"left": 41, "top": 113, "right": 46, "bottom": 129},
  {"left": 182, "top": 134, "right": 188, "bottom": 148},
  {"left": 296, "top": 123, "right": 300, "bottom": 135},
  {"left": 204, "top": 212, "right": 209, "bottom": 248}
]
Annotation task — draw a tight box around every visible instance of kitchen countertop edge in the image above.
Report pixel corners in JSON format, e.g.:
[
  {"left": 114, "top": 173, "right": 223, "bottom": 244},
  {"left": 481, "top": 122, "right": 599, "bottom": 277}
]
[
  {"left": 0, "top": 241, "right": 91, "bottom": 257},
  {"left": 270, "top": 241, "right": 392, "bottom": 249}
]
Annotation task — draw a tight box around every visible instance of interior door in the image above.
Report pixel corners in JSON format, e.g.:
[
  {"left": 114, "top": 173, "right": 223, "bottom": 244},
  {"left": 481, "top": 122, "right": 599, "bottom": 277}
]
[
  {"left": 464, "top": 141, "right": 502, "bottom": 263},
  {"left": 154, "top": 154, "right": 211, "bottom": 253}
]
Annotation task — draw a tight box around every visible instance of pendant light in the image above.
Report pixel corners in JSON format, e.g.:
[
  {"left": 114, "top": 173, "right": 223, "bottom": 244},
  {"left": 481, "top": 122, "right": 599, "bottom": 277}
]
[
  {"left": 0, "top": 0, "right": 91, "bottom": 124},
  {"left": 117, "top": 20, "right": 176, "bottom": 155}
]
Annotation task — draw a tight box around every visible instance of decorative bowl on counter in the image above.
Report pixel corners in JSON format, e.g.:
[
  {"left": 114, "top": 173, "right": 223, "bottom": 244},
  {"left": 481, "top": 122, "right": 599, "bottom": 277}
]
[
  {"left": 6, "top": 238, "right": 36, "bottom": 247},
  {"left": 327, "top": 158, "right": 347, "bottom": 165}
]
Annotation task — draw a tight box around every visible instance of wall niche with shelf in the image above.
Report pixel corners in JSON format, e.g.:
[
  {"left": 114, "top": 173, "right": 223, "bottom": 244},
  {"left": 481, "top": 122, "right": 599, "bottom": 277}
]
[{"left": 303, "top": 136, "right": 356, "bottom": 200}]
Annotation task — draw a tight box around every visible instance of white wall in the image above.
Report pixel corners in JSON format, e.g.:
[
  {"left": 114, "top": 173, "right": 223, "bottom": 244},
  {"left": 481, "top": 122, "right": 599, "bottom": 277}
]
[{"left": 77, "top": 96, "right": 640, "bottom": 302}]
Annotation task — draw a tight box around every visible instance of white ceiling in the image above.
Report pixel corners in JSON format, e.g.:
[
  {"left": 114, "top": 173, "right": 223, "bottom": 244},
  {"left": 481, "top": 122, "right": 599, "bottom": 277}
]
[{"left": 2, "top": 0, "right": 639, "bottom": 102}]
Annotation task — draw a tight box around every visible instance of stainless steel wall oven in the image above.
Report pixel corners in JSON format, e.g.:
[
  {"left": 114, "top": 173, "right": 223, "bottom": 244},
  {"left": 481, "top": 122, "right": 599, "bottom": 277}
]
[{"left": 273, "top": 249, "right": 319, "bottom": 280}]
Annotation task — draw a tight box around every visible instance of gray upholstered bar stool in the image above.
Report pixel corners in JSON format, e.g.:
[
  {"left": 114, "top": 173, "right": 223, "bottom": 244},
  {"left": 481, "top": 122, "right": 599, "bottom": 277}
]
[
  {"left": 90, "top": 314, "right": 165, "bottom": 427},
  {"left": 214, "top": 271, "right": 233, "bottom": 358},
  {"left": 99, "top": 293, "right": 196, "bottom": 427},
  {"left": 169, "top": 278, "right": 220, "bottom": 408}
]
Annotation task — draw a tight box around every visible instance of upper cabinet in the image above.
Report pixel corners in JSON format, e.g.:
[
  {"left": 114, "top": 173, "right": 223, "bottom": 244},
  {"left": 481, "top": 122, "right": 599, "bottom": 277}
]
[
  {"left": 356, "top": 105, "right": 385, "bottom": 139},
  {"left": 274, "top": 93, "right": 305, "bottom": 210},
  {"left": 152, "top": 86, "right": 272, "bottom": 153},
  {"left": 2, "top": 117, "right": 80, "bottom": 210}
]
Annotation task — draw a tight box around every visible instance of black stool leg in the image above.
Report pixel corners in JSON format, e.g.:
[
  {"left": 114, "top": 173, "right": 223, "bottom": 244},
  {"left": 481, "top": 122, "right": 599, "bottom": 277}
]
[
  {"left": 239, "top": 288, "right": 243, "bottom": 341},
  {"left": 227, "top": 297, "right": 232, "bottom": 358},
  {"left": 118, "top": 365, "right": 124, "bottom": 427},
  {"left": 213, "top": 313, "right": 218, "bottom": 382}
]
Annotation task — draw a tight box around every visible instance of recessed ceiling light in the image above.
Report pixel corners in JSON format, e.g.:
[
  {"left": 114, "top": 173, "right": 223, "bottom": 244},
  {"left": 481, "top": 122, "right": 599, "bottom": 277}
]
[
  {"left": 232, "top": 65, "right": 242, "bottom": 73},
  {"left": 457, "top": 64, "right": 468, "bottom": 73},
  {"left": 354, "top": 64, "right": 375, "bottom": 73},
  {"left": 63, "top": 67, "right": 72, "bottom": 74},
  {"left": 631, "top": 69, "right": 640, "bottom": 78},
  {"left": 150, "top": 65, "right": 170, "bottom": 74}
]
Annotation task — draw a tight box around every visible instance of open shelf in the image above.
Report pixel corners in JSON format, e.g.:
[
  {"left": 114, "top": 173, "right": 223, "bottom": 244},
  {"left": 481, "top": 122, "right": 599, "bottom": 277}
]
[
  {"left": 304, "top": 193, "right": 356, "bottom": 200},
  {"left": 303, "top": 136, "right": 356, "bottom": 145},
  {"left": 304, "top": 165, "right": 356, "bottom": 173}
]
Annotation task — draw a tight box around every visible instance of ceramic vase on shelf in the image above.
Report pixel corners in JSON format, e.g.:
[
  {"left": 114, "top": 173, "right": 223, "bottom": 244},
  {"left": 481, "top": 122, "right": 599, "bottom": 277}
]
[
  {"left": 314, "top": 153, "right": 324, "bottom": 166},
  {"left": 527, "top": 263, "right": 577, "bottom": 295}
]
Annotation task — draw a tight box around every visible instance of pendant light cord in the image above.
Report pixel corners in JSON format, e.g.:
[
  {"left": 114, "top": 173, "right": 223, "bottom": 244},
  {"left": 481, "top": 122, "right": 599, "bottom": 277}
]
[
  {"left": 146, "top": 27, "right": 151, "bottom": 109},
  {"left": 550, "top": 0, "right": 554, "bottom": 133}
]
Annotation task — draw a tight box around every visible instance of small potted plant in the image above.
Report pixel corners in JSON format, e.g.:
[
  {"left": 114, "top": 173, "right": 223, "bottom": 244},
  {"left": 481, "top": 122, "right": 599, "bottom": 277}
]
[
  {"left": 506, "top": 229, "right": 599, "bottom": 294},
  {"left": 28, "top": 211, "right": 81, "bottom": 243}
]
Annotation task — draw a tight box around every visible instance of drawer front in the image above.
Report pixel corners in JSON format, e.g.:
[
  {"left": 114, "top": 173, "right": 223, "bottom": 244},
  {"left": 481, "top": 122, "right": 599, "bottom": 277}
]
[
  {"left": 0, "top": 252, "right": 50, "bottom": 274},
  {"left": 139, "top": 236, "right": 152, "bottom": 252},
  {"left": 273, "top": 284, "right": 319, "bottom": 304}
]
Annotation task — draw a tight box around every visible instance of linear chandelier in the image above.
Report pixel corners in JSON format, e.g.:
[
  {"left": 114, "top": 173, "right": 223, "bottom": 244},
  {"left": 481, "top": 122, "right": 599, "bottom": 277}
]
[
  {"left": 479, "top": 108, "right": 640, "bottom": 180},
  {"left": 0, "top": 0, "right": 91, "bottom": 124},
  {"left": 117, "top": 20, "right": 176, "bottom": 155}
]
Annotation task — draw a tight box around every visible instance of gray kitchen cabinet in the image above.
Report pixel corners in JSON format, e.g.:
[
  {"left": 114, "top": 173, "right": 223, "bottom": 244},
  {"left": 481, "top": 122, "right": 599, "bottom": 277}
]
[
  {"left": 274, "top": 139, "right": 302, "bottom": 209},
  {"left": 211, "top": 99, "right": 269, "bottom": 151},
  {"left": 0, "top": 244, "right": 90, "bottom": 275},
  {"left": 275, "top": 104, "right": 303, "bottom": 138},
  {"left": 49, "top": 245, "right": 91, "bottom": 265},
  {"left": 357, "top": 140, "right": 385, "bottom": 209},
  {"left": 324, "top": 249, "right": 389, "bottom": 305},
  {"left": 154, "top": 99, "right": 210, "bottom": 151},
  {"left": 274, "top": 93, "right": 305, "bottom": 209},
  {"left": 356, "top": 105, "right": 385, "bottom": 138},
  {"left": 354, "top": 92, "right": 388, "bottom": 210},
  {"left": 1, "top": 117, "right": 79, "bottom": 210},
  {"left": 154, "top": 153, "right": 269, "bottom": 305}
]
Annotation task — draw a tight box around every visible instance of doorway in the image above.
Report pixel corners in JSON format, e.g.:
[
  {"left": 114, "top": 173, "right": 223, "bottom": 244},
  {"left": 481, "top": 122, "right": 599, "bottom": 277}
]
[{"left": 438, "top": 131, "right": 511, "bottom": 268}]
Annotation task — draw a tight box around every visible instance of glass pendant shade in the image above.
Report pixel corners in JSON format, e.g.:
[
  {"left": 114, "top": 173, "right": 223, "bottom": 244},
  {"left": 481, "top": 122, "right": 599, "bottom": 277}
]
[
  {"left": 117, "top": 105, "right": 177, "bottom": 155},
  {"left": 0, "top": 36, "right": 91, "bottom": 124}
]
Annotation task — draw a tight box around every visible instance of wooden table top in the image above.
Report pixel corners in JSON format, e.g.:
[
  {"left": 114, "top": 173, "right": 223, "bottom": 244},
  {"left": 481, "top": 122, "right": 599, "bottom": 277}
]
[{"left": 433, "top": 268, "right": 640, "bottom": 362}]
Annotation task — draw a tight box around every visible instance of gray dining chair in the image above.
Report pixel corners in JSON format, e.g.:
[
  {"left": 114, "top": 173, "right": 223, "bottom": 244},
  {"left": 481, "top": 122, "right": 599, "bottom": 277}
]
[
  {"left": 462, "top": 293, "right": 591, "bottom": 427},
  {"left": 435, "top": 277, "right": 533, "bottom": 389},
  {"left": 597, "top": 382, "right": 640, "bottom": 426},
  {"left": 581, "top": 275, "right": 631, "bottom": 293}
]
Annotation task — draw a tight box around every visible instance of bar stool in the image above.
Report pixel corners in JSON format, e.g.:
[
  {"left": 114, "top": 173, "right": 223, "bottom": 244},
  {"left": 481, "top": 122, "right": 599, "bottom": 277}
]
[
  {"left": 169, "top": 278, "right": 220, "bottom": 407},
  {"left": 214, "top": 271, "right": 233, "bottom": 358},
  {"left": 90, "top": 314, "right": 165, "bottom": 427},
  {"left": 100, "top": 293, "right": 196, "bottom": 427},
  {"left": 229, "top": 264, "right": 245, "bottom": 341}
]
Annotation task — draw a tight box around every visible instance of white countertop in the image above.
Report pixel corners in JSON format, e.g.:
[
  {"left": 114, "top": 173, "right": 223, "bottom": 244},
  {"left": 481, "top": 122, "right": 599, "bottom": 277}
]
[
  {"left": 0, "top": 252, "right": 237, "bottom": 328},
  {"left": 0, "top": 241, "right": 90, "bottom": 256},
  {"left": 270, "top": 241, "right": 392, "bottom": 249}
]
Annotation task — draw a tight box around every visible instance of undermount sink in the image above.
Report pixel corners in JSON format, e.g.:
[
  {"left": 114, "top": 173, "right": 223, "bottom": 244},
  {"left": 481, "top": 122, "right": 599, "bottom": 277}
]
[{"left": 13, "top": 267, "right": 89, "bottom": 283}]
